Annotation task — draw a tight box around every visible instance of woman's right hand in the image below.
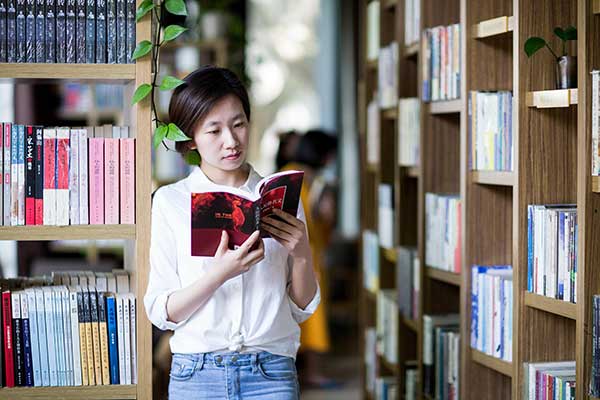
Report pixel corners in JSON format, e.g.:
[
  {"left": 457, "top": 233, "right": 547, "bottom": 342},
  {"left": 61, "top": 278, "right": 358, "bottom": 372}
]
[{"left": 213, "top": 230, "right": 265, "bottom": 283}]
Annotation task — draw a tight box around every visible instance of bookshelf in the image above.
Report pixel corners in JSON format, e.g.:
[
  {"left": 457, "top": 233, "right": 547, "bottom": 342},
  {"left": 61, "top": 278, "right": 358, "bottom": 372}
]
[
  {"left": 0, "top": 0, "right": 152, "bottom": 398},
  {"left": 358, "top": 0, "right": 599, "bottom": 399}
]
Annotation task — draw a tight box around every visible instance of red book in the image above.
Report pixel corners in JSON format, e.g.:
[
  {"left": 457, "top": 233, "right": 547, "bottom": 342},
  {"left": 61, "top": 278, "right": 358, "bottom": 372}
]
[
  {"left": 191, "top": 170, "right": 303, "bottom": 257},
  {"left": 25, "top": 126, "right": 36, "bottom": 225},
  {"left": 55, "top": 128, "right": 70, "bottom": 226},
  {"left": 2, "top": 291, "right": 14, "bottom": 387}
]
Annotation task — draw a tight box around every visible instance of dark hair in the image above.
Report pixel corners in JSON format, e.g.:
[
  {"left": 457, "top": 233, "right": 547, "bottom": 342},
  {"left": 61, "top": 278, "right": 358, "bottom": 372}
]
[
  {"left": 294, "top": 130, "right": 338, "bottom": 168},
  {"left": 169, "top": 65, "right": 251, "bottom": 154},
  {"left": 275, "top": 130, "right": 300, "bottom": 170}
]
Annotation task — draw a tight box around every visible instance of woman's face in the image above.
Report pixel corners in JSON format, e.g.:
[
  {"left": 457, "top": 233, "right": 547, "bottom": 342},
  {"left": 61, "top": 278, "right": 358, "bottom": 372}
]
[{"left": 193, "top": 94, "right": 249, "bottom": 172}]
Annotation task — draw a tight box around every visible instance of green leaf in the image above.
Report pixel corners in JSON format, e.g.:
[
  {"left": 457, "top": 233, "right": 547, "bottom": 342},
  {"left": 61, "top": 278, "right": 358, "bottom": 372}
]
[
  {"left": 132, "top": 40, "right": 153, "bottom": 60},
  {"left": 163, "top": 25, "right": 187, "bottom": 42},
  {"left": 166, "top": 123, "right": 190, "bottom": 141},
  {"left": 153, "top": 124, "right": 168, "bottom": 149},
  {"left": 524, "top": 37, "right": 547, "bottom": 57},
  {"left": 184, "top": 150, "right": 201, "bottom": 165},
  {"left": 136, "top": 0, "right": 154, "bottom": 22},
  {"left": 165, "top": 0, "right": 187, "bottom": 16},
  {"left": 159, "top": 75, "right": 185, "bottom": 91},
  {"left": 553, "top": 27, "right": 566, "bottom": 41},
  {"left": 131, "top": 83, "right": 152, "bottom": 105},
  {"left": 563, "top": 26, "right": 577, "bottom": 40}
]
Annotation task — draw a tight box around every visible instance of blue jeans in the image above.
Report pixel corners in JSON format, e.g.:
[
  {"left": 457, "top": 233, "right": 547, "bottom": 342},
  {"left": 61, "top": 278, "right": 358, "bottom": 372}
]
[{"left": 168, "top": 351, "right": 300, "bottom": 400}]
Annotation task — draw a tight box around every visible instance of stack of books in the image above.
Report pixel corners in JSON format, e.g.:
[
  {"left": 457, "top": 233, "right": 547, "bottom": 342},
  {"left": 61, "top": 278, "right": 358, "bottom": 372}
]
[
  {"left": 403, "top": 0, "right": 420, "bottom": 46},
  {"left": 523, "top": 361, "right": 575, "bottom": 399},
  {"left": 376, "top": 289, "right": 398, "bottom": 365},
  {"left": 422, "top": 24, "right": 461, "bottom": 102},
  {"left": 425, "top": 193, "right": 462, "bottom": 273},
  {"left": 378, "top": 42, "right": 398, "bottom": 109},
  {"left": 396, "top": 246, "right": 419, "bottom": 321},
  {"left": 375, "top": 376, "right": 398, "bottom": 400},
  {"left": 397, "top": 98, "right": 420, "bottom": 167},
  {"left": 423, "top": 314, "right": 460, "bottom": 400}
]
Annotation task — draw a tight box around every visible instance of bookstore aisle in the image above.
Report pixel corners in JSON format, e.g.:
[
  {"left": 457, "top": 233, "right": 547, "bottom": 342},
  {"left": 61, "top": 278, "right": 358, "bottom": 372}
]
[{"left": 358, "top": 0, "right": 600, "bottom": 399}]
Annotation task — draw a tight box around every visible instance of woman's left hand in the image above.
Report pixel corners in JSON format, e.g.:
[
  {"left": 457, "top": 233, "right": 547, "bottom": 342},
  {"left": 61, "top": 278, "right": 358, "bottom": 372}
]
[{"left": 261, "top": 208, "right": 310, "bottom": 258}]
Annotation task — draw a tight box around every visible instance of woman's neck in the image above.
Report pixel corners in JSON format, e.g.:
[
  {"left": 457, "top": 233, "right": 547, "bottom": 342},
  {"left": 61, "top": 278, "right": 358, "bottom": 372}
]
[{"left": 200, "top": 162, "right": 250, "bottom": 188}]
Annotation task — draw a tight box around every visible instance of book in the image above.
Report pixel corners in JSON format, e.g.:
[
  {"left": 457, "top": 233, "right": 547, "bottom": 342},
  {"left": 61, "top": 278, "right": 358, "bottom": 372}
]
[
  {"left": 106, "top": 0, "right": 116, "bottom": 63},
  {"left": 42, "top": 128, "right": 56, "bottom": 226},
  {"left": 42, "top": 288, "right": 57, "bottom": 386},
  {"left": 6, "top": 0, "right": 15, "bottom": 62},
  {"left": 55, "top": 0, "right": 65, "bottom": 62},
  {"left": 97, "top": 292, "right": 110, "bottom": 385},
  {"left": 17, "top": 125, "right": 25, "bottom": 226},
  {"left": 2, "top": 291, "right": 14, "bottom": 387},
  {"left": 24, "top": 0, "right": 34, "bottom": 61},
  {"left": 12, "top": 292, "right": 24, "bottom": 386},
  {"left": 0, "top": 0, "right": 6, "bottom": 62},
  {"left": 119, "top": 127, "right": 134, "bottom": 224},
  {"left": 34, "top": 0, "right": 44, "bottom": 62},
  {"left": 21, "top": 291, "right": 33, "bottom": 386},
  {"left": 116, "top": 293, "right": 125, "bottom": 384},
  {"left": 65, "top": 0, "right": 76, "bottom": 62},
  {"left": 104, "top": 125, "right": 119, "bottom": 224},
  {"left": 34, "top": 288, "right": 49, "bottom": 386},
  {"left": 68, "top": 288, "right": 81, "bottom": 386},
  {"left": 82, "top": 289, "right": 94, "bottom": 385},
  {"left": 78, "top": 128, "right": 89, "bottom": 224},
  {"left": 3, "top": 123, "right": 9, "bottom": 226},
  {"left": 191, "top": 170, "right": 304, "bottom": 257},
  {"left": 15, "top": 0, "right": 24, "bottom": 62},
  {"left": 69, "top": 128, "right": 79, "bottom": 225},
  {"left": 96, "top": 0, "right": 106, "bottom": 62},
  {"left": 10, "top": 125, "right": 18, "bottom": 226},
  {"left": 126, "top": 292, "right": 136, "bottom": 384},
  {"left": 45, "top": 0, "right": 55, "bottom": 62},
  {"left": 75, "top": 0, "right": 85, "bottom": 63},
  {"left": 105, "top": 292, "right": 118, "bottom": 384},
  {"left": 56, "top": 127, "right": 70, "bottom": 226},
  {"left": 52, "top": 287, "right": 64, "bottom": 386},
  {"left": 25, "top": 126, "right": 35, "bottom": 225},
  {"left": 77, "top": 290, "right": 88, "bottom": 385},
  {"left": 85, "top": 0, "right": 94, "bottom": 63},
  {"left": 89, "top": 127, "right": 104, "bottom": 224},
  {"left": 34, "top": 126, "right": 43, "bottom": 225},
  {"left": 115, "top": 0, "right": 124, "bottom": 63},
  {"left": 122, "top": 294, "right": 130, "bottom": 384},
  {"left": 89, "top": 290, "right": 102, "bottom": 385},
  {"left": 125, "top": 0, "right": 133, "bottom": 62},
  {"left": 61, "top": 287, "right": 73, "bottom": 385}
]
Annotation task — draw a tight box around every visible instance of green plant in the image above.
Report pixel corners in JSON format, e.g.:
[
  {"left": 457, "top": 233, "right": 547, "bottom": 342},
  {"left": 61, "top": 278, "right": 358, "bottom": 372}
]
[
  {"left": 132, "top": 0, "right": 201, "bottom": 165},
  {"left": 524, "top": 26, "right": 577, "bottom": 60}
]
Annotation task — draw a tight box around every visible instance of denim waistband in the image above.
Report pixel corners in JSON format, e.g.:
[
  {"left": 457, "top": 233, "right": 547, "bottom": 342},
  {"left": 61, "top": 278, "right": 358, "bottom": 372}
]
[{"left": 172, "top": 351, "right": 287, "bottom": 368}]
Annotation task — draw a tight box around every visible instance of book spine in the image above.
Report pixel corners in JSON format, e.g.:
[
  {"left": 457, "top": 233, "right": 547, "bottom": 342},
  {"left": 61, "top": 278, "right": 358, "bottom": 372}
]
[
  {"left": 34, "top": 126, "right": 43, "bottom": 225},
  {"left": 115, "top": 0, "right": 124, "bottom": 63},
  {"left": 45, "top": 0, "right": 54, "bottom": 62},
  {"left": 83, "top": 290, "right": 94, "bottom": 385},
  {"left": 43, "top": 128, "right": 56, "bottom": 225},
  {"left": 24, "top": 0, "right": 33, "bottom": 61},
  {"left": 2, "top": 291, "right": 14, "bottom": 387},
  {"left": 124, "top": 0, "right": 132, "bottom": 63},
  {"left": 106, "top": 0, "right": 115, "bottom": 63},
  {"left": 105, "top": 294, "right": 118, "bottom": 384},
  {"left": 104, "top": 136, "right": 118, "bottom": 224},
  {"left": 128, "top": 294, "right": 136, "bottom": 384},
  {"left": 43, "top": 290, "right": 57, "bottom": 386},
  {"left": 17, "top": 125, "right": 25, "bottom": 225},
  {"left": 97, "top": 292, "right": 110, "bottom": 384},
  {"left": 55, "top": 128, "right": 69, "bottom": 226},
  {"left": 10, "top": 125, "right": 18, "bottom": 226},
  {"left": 12, "top": 293, "right": 23, "bottom": 386},
  {"left": 34, "top": 0, "right": 43, "bottom": 61},
  {"left": 78, "top": 128, "right": 88, "bottom": 224},
  {"left": 122, "top": 294, "right": 130, "bottom": 384},
  {"left": 119, "top": 133, "right": 134, "bottom": 224},
  {"left": 0, "top": 0, "right": 6, "bottom": 62},
  {"left": 69, "top": 129, "right": 79, "bottom": 224},
  {"left": 25, "top": 126, "right": 35, "bottom": 225},
  {"left": 75, "top": 0, "right": 84, "bottom": 62},
  {"left": 6, "top": 0, "right": 15, "bottom": 62},
  {"left": 34, "top": 289, "right": 49, "bottom": 386},
  {"left": 61, "top": 290, "right": 73, "bottom": 386},
  {"left": 21, "top": 294, "right": 33, "bottom": 386},
  {"left": 69, "top": 290, "right": 81, "bottom": 385},
  {"left": 77, "top": 291, "right": 88, "bottom": 385},
  {"left": 3, "top": 123, "right": 10, "bottom": 226},
  {"left": 65, "top": 0, "right": 75, "bottom": 62},
  {"left": 95, "top": 0, "right": 105, "bottom": 62},
  {"left": 89, "top": 135, "right": 104, "bottom": 224},
  {"left": 85, "top": 0, "right": 93, "bottom": 63},
  {"left": 15, "top": 0, "right": 24, "bottom": 62},
  {"left": 89, "top": 291, "right": 102, "bottom": 384},
  {"left": 116, "top": 294, "right": 125, "bottom": 384},
  {"left": 52, "top": 289, "right": 64, "bottom": 386},
  {"left": 0, "top": 122, "right": 3, "bottom": 227}
]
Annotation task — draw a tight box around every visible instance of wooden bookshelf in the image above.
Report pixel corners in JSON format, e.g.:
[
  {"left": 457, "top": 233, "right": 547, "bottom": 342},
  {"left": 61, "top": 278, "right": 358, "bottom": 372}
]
[
  {"left": 403, "top": 317, "right": 420, "bottom": 332},
  {"left": 471, "top": 349, "right": 513, "bottom": 378},
  {"left": 592, "top": 176, "right": 600, "bottom": 192},
  {"left": 0, "top": 225, "right": 136, "bottom": 241},
  {"left": 379, "top": 355, "right": 400, "bottom": 375},
  {"left": 425, "top": 267, "right": 461, "bottom": 286},
  {"left": 383, "top": 107, "right": 399, "bottom": 119},
  {"left": 525, "top": 88, "right": 578, "bottom": 108},
  {"left": 0, "top": 385, "right": 137, "bottom": 399},
  {"left": 428, "top": 99, "right": 463, "bottom": 114},
  {"left": 405, "top": 166, "right": 420, "bottom": 178},
  {"left": 471, "top": 171, "right": 515, "bottom": 186},
  {"left": 472, "top": 16, "right": 514, "bottom": 38},
  {"left": 383, "top": 247, "right": 398, "bottom": 262},
  {"left": 524, "top": 292, "right": 577, "bottom": 320},
  {"left": 594, "top": 0, "right": 600, "bottom": 14},
  {"left": 385, "top": 0, "right": 398, "bottom": 9},
  {"left": 0, "top": 64, "right": 136, "bottom": 82},
  {"left": 405, "top": 42, "right": 419, "bottom": 57}
]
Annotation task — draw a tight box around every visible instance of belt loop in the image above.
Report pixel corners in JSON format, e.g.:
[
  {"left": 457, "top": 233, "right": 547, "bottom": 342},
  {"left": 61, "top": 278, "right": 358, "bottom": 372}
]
[
  {"left": 251, "top": 353, "right": 259, "bottom": 374},
  {"left": 198, "top": 353, "right": 205, "bottom": 370}
]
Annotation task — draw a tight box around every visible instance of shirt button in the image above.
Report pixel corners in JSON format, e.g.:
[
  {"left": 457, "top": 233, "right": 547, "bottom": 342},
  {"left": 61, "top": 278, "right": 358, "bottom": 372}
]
[
  {"left": 232, "top": 356, "right": 239, "bottom": 362},
  {"left": 215, "top": 356, "right": 223, "bottom": 363}
]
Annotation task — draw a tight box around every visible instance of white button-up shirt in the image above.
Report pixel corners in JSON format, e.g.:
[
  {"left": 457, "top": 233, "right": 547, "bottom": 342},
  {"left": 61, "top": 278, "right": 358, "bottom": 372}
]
[{"left": 144, "top": 165, "right": 320, "bottom": 358}]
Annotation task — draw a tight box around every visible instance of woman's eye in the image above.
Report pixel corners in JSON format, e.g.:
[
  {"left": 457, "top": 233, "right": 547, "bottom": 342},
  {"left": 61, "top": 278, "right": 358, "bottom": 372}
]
[
  {"left": 234, "top": 122, "right": 245, "bottom": 128},
  {"left": 207, "top": 130, "right": 219, "bottom": 135}
]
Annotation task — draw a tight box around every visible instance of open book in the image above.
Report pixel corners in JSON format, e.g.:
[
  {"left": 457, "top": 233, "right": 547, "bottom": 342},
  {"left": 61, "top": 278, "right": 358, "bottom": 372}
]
[{"left": 191, "top": 170, "right": 304, "bottom": 257}]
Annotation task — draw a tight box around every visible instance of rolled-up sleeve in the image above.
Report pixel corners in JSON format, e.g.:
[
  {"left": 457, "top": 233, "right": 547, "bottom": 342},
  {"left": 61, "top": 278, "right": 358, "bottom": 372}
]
[{"left": 144, "top": 189, "right": 186, "bottom": 331}]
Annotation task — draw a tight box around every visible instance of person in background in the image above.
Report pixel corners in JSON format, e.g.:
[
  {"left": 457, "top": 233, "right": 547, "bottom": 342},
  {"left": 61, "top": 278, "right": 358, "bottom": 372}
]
[{"left": 280, "top": 129, "right": 338, "bottom": 388}]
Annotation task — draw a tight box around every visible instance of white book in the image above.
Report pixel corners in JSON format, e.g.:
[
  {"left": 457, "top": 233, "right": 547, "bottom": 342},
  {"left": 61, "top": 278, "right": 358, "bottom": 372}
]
[
  {"left": 61, "top": 287, "right": 74, "bottom": 386},
  {"left": 79, "top": 128, "right": 89, "bottom": 224},
  {"left": 3, "top": 123, "right": 10, "bottom": 226},
  {"left": 126, "top": 293, "right": 137, "bottom": 384},
  {"left": 52, "top": 287, "right": 65, "bottom": 386},
  {"left": 25, "top": 289, "right": 42, "bottom": 386},
  {"left": 106, "top": 272, "right": 117, "bottom": 293},
  {"left": 35, "top": 288, "right": 50, "bottom": 386},
  {"left": 68, "top": 287, "right": 82, "bottom": 386},
  {"left": 95, "top": 272, "right": 108, "bottom": 292},
  {"left": 69, "top": 129, "right": 80, "bottom": 225},
  {"left": 0, "top": 123, "right": 3, "bottom": 227},
  {"left": 43, "top": 288, "right": 58, "bottom": 386},
  {"left": 56, "top": 128, "right": 70, "bottom": 226},
  {"left": 116, "top": 294, "right": 126, "bottom": 384},
  {"left": 43, "top": 128, "right": 57, "bottom": 226},
  {"left": 122, "top": 294, "right": 132, "bottom": 385},
  {"left": 593, "top": 71, "right": 600, "bottom": 175}
]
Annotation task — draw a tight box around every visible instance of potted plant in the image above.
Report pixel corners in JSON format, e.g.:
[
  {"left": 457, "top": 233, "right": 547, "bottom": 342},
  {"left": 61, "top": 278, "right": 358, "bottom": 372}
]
[{"left": 524, "top": 26, "right": 577, "bottom": 89}]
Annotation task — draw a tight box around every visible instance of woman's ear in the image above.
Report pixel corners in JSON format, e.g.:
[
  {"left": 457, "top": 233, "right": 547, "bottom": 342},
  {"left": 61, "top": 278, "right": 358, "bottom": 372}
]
[{"left": 188, "top": 141, "right": 197, "bottom": 151}]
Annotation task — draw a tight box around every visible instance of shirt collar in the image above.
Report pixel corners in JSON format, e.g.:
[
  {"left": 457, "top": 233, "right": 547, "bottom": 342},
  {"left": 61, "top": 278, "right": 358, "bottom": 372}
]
[{"left": 188, "top": 164, "right": 262, "bottom": 193}]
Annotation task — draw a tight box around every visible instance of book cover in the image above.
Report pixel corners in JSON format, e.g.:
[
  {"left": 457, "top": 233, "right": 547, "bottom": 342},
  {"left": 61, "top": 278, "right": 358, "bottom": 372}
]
[
  {"left": 89, "top": 129, "right": 104, "bottom": 224},
  {"left": 97, "top": 292, "right": 110, "bottom": 385},
  {"left": 0, "top": 123, "right": 2, "bottom": 227},
  {"left": 45, "top": 0, "right": 55, "bottom": 62},
  {"left": 15, "top": 0, "right": 24, "bottom": 62},
  {"left": 65, "top": 0, "right": 75, "bottom": 62},
  {"left": 95, "top": 0, "right": 105, "bottom": 62},
  {"left": 127, "top": 293, "right": 136, "bottom": 383},
  {"left": 12, "top": 292, "right": 24, "bottom": 386},
  {"left": 68, "top": 288, "right": 81, "bottom": 385},
  {"left": 89, "top": 291, "right": 102, "bottom": 385},
  {"left": 43, "top": 128, "right": 56, "bottom": 226},
  {"left": 34, "top": 0, "right": 43, "bottom": 62},
  {"left": 34, "top": 126, "right": 43, "bottom": 225},
  {"left": 24, "top": 0, "right": 34, "bottom": 62},
  {"left": 17, "top": 125, "right": 25, "bottom": 226},
  {"left": 2, "top": 291, "right": 14, "bottom": 387},
  {"left": 75, "top": 0, "right": 84, "bottom": 63},
  {"left": 0, "top": 0, "right": 6, "bottom": 62},
  {"left": 106, "top": 0, "right": 115, "bottom": 63},
  {"left": 105, "top": 293, "right": 119, "bottom": 384},
  {"left": 191, "top": 170, "right": 303, "bottom": 257},
  {"left": 55, "top": 0, "right": 66, "bottom": 62},
  {"left": 10, "top": 125, "right": 17, "bottom": 226},
  {"left": 56, "top": 127, "right": 69, "bottom": 226},
  {"left": 122, "top": 294, "right": 130, "bottom": 384},
  {"left": 2, "top": 123, "right": 9, "bottom": 226},
  {"left": 115, "top": 0, "right": 124, "bottom": 63},
  {"left": 116, "top": 294, "right": 125, "bottom": 383},
  {"left": 124, "top": 0, "right": 133, "bottom": 62},
  {"left": 42, "top": 288, "right": 57, "bottom": 386},
  {"left": 85, "top": 0, "right": 94, "bottom": 63},
  {"left": 52, "top": 287, "right": 64, "bottom": 386},
  {"left": 6, "top": 0, "right": 15, "bottom": 62},
  {"left": 69, "top": 128, "right": 79, "bottom": 224},
  {"left": 78, "top": 128, "right": 89, "bottom": 224},
  {"left": 119, "top": 127, "right": 134, "bottom": 224},
  {"left": 34, "top": 288, "right": 49, "bottom": 386},
  {"left": 104, "top": 125, "right": 119, "bottom": 224},
  {"left": 20, "top": 292, "right": 33, "bottom": 386},
  {"left": 25, "top": 126, "right": 35, "bottom": 225},
  {"left": 77, "top": 290, "right": 88, "bottom": 385},
  {"left": 82, "top": 289, "right": 94, "bottom": 385}
]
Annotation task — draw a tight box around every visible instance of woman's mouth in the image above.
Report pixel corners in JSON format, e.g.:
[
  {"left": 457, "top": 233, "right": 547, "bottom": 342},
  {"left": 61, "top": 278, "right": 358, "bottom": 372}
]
[{"left": 223, "top": 151, "right": 241, "bottom": 160}]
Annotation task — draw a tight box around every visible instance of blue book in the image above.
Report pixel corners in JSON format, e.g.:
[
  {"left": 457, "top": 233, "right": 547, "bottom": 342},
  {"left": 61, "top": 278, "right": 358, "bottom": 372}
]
[
  {"left": 106, "top": 293, "right": 119, "bottom": 384},
  {"left": 21, "top": 295, "right": 33, "bottom": 386},
  {"left": 45, "top": 0, "right": 55, "bottom": 62},
  {"left": 24, "top": 0, "right": 33, "bottom": 61},
  {"left": 25, "top": 290, "right": 41, "bottom": 386},
  {"left": 43, "top": 288, "right": 58, "bottom": 386},
  {"left": 0, "top": 0, "right": 6, "bottom": 61},
  {"left": 34, "top": 288, "right": 50, "bottom": 386},
  {"left": 6, "top": 0, "right": 15, "bottom": 62},
  {"left": 34, "top": 0, "right": 44, "bottom": 62}
]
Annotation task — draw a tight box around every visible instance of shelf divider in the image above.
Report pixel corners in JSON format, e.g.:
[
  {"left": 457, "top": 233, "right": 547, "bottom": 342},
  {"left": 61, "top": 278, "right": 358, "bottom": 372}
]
[
  {"left": 473, "top": 16, "right": 514, "bottom": 39},
  {"left": 429, "top": 99, "right": 463, "bottom": 114},
  {"left": 0, "top": 225, "right": 136, "bottom": 241},
  {"left": 0, "top": 385, "right": 137, "bottom": 399},
  {"left": 471, "top": 171, "right": 515, "bottom": 187},
  {"left": 523, "top": 292, "right": 577, "bottom": 320},
  {"left": 471, "top": 349, "right": 513, "bottom": 377},
  {"left": 425, "top": 267, "right": 461, "bottom": 287},
  {"left": 0, "top": 64, "right": 136, "bottom": 82},
  {"left": 525, "top": 89, "right": 578, "bottom": 108}
]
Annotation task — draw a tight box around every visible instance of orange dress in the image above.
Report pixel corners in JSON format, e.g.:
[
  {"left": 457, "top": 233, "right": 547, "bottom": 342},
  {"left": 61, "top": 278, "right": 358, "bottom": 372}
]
[{"left": 283, "top": 163, "right": 331, "bottom": 353}]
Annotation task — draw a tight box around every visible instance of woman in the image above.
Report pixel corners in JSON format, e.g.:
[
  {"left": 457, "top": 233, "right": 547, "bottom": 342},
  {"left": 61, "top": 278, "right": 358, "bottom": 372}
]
[{"left": 144, "top": 66, "right": 320, "bottom": 400}]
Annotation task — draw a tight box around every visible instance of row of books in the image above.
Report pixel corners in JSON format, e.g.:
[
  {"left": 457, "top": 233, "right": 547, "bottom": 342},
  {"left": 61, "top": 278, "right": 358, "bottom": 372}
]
[
  {"left": 375, "top": 376, "right": 398, "bottom": 400},
  {"left": 468, "top": 91, "right": 514, "bottom": 171},
  {"left": 378, "top": 42, "right": 398, "bottom": 110},
  {"left": 403, "top": 0, "right": 420, "bottom": 46},
  {"left": 591, "top": 71, "right": 600, "bottom": 175},
  {"left": 405, "top": 364, "right": 418, "bottom": 400},
  {"left": 376, "top": 289, "right": 398, "bottom": 366},
  {"left": 396, "top": 246, "right": 419, "bottom": 321},
  {"left": 470, "top": 265, "right": 513, "bottom": 362},
  {"left": 0, "top": 269, "right": 135, "bottom": 388},
  {"left": 423, "top": 314, "right": 459, "bottom": 399},
  {"left": 397, "top": 98, "right": 420, "bottom": 167},
  {"left": 0, "top": 123, "right": 135, "bottom": 227},
  {"left": 367, "top": 98, "right": 380, "bottom": 166},
  {"left": 527, "top": 204, "right": 577, "bottom": 303},
  {"left": 524, "top": 361, "right": 575, "bottom": 399},
  {"left": 590, "top": 295, "right": 600, "bottom": 397},
  {"left": 366, "top": 1, "right": 379, "bottom": 62},
  {"left": 425, "top": 193, "right": 462, "bottom": 273},
  {"left": 0, "top": 0, "right": 136, "bottom": 63},
  {"left": 61, "top": 83, "right": 124, "bottom": 114},
  {"left": 363, "top": 230, "right": 380, "bottom": 292},
  {"left": 378, "top": 183, "right": 394, "bottom": 249},
  {"left": 422, "top": 24, "right": 461, "bottom": 102}
]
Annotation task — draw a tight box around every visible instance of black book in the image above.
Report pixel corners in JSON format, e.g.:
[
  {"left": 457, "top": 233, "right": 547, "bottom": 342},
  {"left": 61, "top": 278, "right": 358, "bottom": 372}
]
[
  {"left": 34, "top": 126, "right": 43, "bottom": 225},
  {"left": 24, "top": 126, "right": 34, "bottom": 225},
  {"left": 84, "top": 0, "right": 93, "bottom": 63},
  {"left": 105, "top": 0, "right": 114, "bottom": 63},
  {"left": 95, "top": 0, "right": 104, "bottom": 62},
  {"left": 34, "top": 0, "right": 44, "bottom": 62},
  {"left": 11, "top": 293, "right": 24, "bottom": 387},
  {"left": 0, "top": 0, "right": 7, "bottom": 62},
  {"left": 24, "top": 0, "right": 33, "bottom": 62},
  {"left": 55, "top": 0, "right": 64, "bottom": 62},
  {"left": 20, "top": 295, "right": 32, "bottom": 387},
  {"left": 74, "top": 0, "right": 83, "bottom": 62},
  {"left": 64, "top": 0, "right": 74, "bottom": 62},
  {"left": 124, "top": 0, "right": 132, "bottom": 63},
  {"left": 592, "top": 295, "right": 600, "bottom": 397},
  {"left": 45, "top": 0, "right": 54, "bottom": 63},
  {"left": 15, "top": 0, "right": 24, "bottom": 62},
  {"left": 82, "top": 289, "right": 94, "bottom": 384},
  {"left": 115, "top": 0, "right": 123, "bottom": 63},
  {"left": 396, "top": 246, "right": 416, "bottom": 319},
  {"left": 89, "top": 290, "right": 101, "bottom": 384},
  {"left": 6, "top": 0, "right": 15, "bottom": 62}
]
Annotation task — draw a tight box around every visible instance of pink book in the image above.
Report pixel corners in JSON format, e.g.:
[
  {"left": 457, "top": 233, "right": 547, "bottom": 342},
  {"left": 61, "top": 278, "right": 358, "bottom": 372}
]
[
  {"left": 3, "top": 123, "right": 9, "bottom": 226},
  {"left": 69, "top": 128, "right": 79, "bottom": 225},
  {"left": 42, "top": 128, "right": 56, "bottom": 226},
  {"left": 89, "top": 127, "right": 105, "bottom": 224},
  {"left": 0, "top": 122, "right": 3, "bottom": 227},
  {"left": 79, "top": 128, "right": 90, "bottom": 225},
  {"left": 119, "top": 127, "right": 135, "bottom": 224},
  {"left": 56, "top": 128, "right": 70, "bottom": 226},
  {"left": 104, "top": 125, "right": 120, "bottom": 225}
]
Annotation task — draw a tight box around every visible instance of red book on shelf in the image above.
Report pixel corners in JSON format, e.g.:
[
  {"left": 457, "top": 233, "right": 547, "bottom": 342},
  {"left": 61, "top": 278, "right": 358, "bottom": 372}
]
[
  {"left": 25, "top": 126, "right": 36, "bottom": 225},
  {"left": 2, "top": 290, "right": 14, "bottom": 387}
]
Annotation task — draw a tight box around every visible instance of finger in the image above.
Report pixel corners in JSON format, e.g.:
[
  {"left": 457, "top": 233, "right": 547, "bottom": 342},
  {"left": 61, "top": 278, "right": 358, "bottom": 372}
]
[
  {"left": 261, "top": 222, "right": 295, "bottom": 242},
  {"left": 240, "top": 230, "right": 261, "bottom": 253},
  {"left": 243, "top": 247, "right": 265, "bottom": 266},
  {"left": 215, "top": 230, "right": 229, "bottom": 256},
  {"left": 262, "top": 216, "right": 296, "bottom": 236},
  {"left": 272, "top": 209, "right": 304, "bottom": 229}
]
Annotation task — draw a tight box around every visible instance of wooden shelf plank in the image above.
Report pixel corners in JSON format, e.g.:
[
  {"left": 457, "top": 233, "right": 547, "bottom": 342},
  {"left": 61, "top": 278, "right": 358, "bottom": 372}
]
[
  {"left": 367, "top": 59, "right": 378, "bottom": 70},
  {"left": 405, "top": 166, "right": 420, "bottom": 178},
  {"left": 403, "top": 317, "right": 419, "bottom": 332},
  {"left": 405, "top": 42, "right": 419, "bottom": 57},
  {"left": 425, "top": 267, "right": 461, "bottom": 286},
  {"left": 592, "top": 176, "right": 600, "bottom": 193},
  {"left": 525, "top": 89, "right": 578, "bottom": 108},
  {"left": 0, "top": 385, "right": 137, "bottom": 399},
  {"left": 0, "top": 64, "right": 136, "bottom": 82},
  {"left": 382, "top": 107, "right": 398, "bottom": 119},
  {"left": 524, "top": 292, "right": 577, "bottom": 320},
  {"left": 366, "top": 164, "right": 379, "bottom": 174},
  {"left": 384, "top": 0, "right": 398, "bottom": 9},
  {"left": 0, "top": 225, "right": 136, "bottom": 241},
  {"left": 471, "top": 349, "right": 513, "bottom": 377},
  {"left": 379, "top": 354, "right": 399, "bottom": 375},
  {"left": 473, "top": 16, "right": 514, "bottom": 38},
  {"left": 429, "top": 99, "right": 462, "bottom": 114},
  {"left": 383, "top": 247, "right": 397, "bottom": 263},
  {"left": 471, "top": 171, "right": 515, "bottom": 186},
  {"left": 594, "top": 0, "right": 600, "bottom": 14}
]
